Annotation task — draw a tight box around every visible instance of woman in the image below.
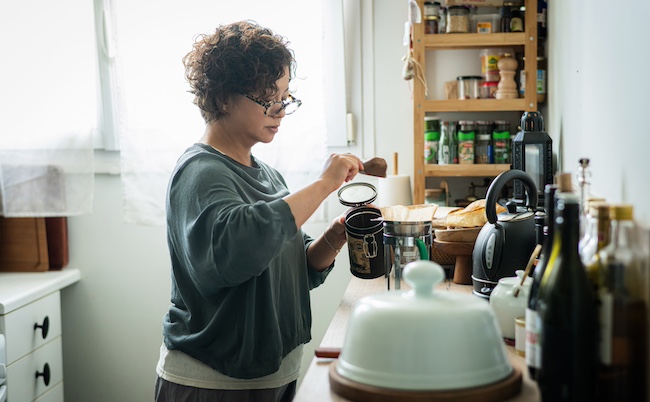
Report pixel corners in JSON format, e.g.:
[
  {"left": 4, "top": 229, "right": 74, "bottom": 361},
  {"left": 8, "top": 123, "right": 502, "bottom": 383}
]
[{"left": 154, "top": 21, "right": 362, "bottom": 402}]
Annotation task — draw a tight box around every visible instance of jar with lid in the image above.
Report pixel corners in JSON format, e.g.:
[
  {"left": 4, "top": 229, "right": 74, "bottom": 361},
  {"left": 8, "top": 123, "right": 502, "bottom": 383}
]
[
  {"left": 457, "top": 120, "right": 476, "bottom": 165},
  {"left": 424, "top": 117, "right": 441, "bottom": 165},
  {"left": 438, "top": 121, "right": 457, "bottom": 165},
  {"left": 446, "top": 6, "right": 469, "bottom": 33},
  {"left": 476, "top": 121, "right": 494, "bottom": 164},
  {"left": 424, "top": 2, "right": 441, "bottom": 34},
  {"left": 457, "top": 76, "right": 482, "bottom": 99},
  {"left": 492, "top": 120, "right": 511, "bottom": 164}
]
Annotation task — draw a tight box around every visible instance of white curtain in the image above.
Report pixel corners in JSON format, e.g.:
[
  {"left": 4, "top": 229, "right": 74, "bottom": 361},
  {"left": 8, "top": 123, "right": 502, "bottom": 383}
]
[
  {"left": 0, "top": 0, "right": 96, "bottom": 216},
  {"left": 111, "top": 1, "right": 332, "bottom": 225}
]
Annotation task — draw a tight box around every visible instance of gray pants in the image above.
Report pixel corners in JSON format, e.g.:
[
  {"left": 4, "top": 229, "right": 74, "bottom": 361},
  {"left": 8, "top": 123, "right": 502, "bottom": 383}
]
[{"left": 154, "top": 376, "right": 297, "bottom": 402}]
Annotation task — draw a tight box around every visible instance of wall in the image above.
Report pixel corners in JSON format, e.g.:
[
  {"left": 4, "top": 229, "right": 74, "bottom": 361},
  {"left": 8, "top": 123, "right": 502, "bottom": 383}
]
[{"left": 60, "top": 1, "right": 650, "bottom": 402}]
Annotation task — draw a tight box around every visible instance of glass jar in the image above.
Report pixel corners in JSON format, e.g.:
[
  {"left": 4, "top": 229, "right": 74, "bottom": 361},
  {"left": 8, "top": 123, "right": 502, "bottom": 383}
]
[
  {"left": 425, "top": 188, "right": 447, "bottom": 206},
  {"left": 457, "top": 76, "right": 482, "bottom": 99},
  {"left": 446, "top": 6, "right": 469, "bottom": 33},
  {"left": 457, "top": 120, "right": 476, "bottom": 165},
  {"left": 424, "top": 2, "right": 441, "bottom": 34},
  {"left": 492, "top": 120, "right": 511, "bottom": 164}
]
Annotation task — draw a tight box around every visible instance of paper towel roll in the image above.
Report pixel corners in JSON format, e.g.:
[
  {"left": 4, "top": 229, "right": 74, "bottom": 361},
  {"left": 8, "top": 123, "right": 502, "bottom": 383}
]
[{"left": 375, "top": 175, "right": 413, "bottom": 207}]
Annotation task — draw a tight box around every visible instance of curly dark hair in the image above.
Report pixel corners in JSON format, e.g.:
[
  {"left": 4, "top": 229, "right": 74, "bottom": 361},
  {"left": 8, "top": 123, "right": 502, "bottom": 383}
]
[{"left": 182, "top": 20, "right": 296, "bottom": 123}]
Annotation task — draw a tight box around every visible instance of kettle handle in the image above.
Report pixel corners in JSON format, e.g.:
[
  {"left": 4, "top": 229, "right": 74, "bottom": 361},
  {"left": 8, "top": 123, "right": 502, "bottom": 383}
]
[{"left": 486, "top": 170, "right": 538, "bottom": 224}]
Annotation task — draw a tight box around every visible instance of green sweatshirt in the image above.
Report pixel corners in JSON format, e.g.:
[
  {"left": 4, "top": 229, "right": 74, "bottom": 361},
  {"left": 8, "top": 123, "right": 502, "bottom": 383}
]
[{"left": 163, "top": 144, "right": 332, "bottom": 379}]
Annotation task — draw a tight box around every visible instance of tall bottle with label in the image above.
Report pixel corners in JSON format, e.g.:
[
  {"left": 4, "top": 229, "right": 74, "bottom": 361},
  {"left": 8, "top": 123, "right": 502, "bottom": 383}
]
[
  {"left": 438, "top": 121, "right": 457, "bottom": 165},
  {"left": 537, "top": 193, "right": 598, "bottom": 402},
  {"left": 525, "top": 184, "right": 557, "bottom": 380},
  {"left": 596, "top": 205, "right": 647, "bottom": 402}
]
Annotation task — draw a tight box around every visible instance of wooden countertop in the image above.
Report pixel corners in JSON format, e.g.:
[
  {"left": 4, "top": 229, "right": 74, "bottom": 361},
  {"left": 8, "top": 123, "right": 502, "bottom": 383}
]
[{"left": 295, "top": 274, "right": 541, "bottom": 401}]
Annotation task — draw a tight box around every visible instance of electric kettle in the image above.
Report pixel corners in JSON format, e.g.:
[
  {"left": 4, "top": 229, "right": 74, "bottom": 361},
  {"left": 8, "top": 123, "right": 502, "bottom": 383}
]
[{"left": 472, "top": 169, "right": 538, "bottom": 299}]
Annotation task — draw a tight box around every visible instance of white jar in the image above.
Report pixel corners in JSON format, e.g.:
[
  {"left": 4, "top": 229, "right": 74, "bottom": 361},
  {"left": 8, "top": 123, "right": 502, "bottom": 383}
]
[{"left": 489, "top": 270, "right": 532, "bottom": 339}]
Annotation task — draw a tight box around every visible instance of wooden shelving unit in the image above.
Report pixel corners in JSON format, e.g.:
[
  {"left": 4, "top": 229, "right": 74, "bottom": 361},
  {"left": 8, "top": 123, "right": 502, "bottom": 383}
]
[{"left": 412, "top": 0, "right": 539, "bottom": 204}]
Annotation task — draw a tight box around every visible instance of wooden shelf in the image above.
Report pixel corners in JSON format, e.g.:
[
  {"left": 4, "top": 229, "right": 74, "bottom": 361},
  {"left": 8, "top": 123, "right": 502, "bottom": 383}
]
[
  {"left": 420, "top": 99, "right": 530, "bottom": 113},
  {"left": 412, "top": 0, "right": 539, "bottom": 204},
  {"left": 422, "top": 32, "right": 528, "bottom": 49},
  {"left": 423, "top": 164, "right": 511, "bottom": 178}
]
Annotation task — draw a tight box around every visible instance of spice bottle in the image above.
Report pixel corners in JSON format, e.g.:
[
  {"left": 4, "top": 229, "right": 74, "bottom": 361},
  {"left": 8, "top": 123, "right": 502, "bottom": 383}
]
[
  {"left": 492, "top": 120, "right": 511, "bottom": 164},
  {"left": 475, "top": 121, "right": 493, "bottom": 164},
  {"left": 457, "top": 120, "right": 476, "bottom": 165}
]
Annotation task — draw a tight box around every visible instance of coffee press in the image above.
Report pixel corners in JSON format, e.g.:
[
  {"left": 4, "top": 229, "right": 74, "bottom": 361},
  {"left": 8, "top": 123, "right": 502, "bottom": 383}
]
[{"left": 382, "top": 220, "right": 432, "bottom": 290}]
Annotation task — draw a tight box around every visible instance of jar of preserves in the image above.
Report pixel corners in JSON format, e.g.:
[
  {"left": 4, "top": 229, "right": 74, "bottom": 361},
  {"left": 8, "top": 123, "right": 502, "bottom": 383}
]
[
  {"left": 492, "top": 120, "right": 511, "bottom": 164},
  {"left": 458, "top": 120, "right": 476, "bottom": 165},
  {"left": 446, "top": 6, "right": 469, "bottom": 33}
]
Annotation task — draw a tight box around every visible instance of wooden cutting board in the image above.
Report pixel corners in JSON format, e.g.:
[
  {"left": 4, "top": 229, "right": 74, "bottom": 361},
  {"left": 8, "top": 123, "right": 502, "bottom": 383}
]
[
  {"left": 329, "top": 364, "right": 522, "bottom": 402},
  {"left": 0, "top": 217, "right": 49, "bottom": 272}
]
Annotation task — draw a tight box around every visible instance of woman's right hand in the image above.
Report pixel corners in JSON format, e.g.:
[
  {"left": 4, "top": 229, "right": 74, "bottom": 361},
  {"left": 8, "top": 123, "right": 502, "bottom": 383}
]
[{"left": 319, "top": 153, "right": 364, "bottom": 192}]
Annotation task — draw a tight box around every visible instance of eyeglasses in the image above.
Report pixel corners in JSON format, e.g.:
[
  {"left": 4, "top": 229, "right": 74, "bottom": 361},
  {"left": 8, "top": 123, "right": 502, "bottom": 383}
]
[{"left": 240, "top": 93, "right": 302, "bottom": 117}]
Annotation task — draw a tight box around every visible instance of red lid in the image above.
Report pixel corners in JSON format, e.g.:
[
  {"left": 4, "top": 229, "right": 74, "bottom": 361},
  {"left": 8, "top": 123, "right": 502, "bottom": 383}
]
[{"left": 482, "top": 81, "right": 498, "bottom": 87}]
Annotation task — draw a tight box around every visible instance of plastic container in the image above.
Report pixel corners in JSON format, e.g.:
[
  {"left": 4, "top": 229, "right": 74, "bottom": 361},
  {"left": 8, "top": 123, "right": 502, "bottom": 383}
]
[
  {"left": 446, "top": 6, "right": 469, "bottom": 33},
  {"left": 480, "top": 48, "right": 514, "bottom": 83},
  {"left": 481, "top": 81, "right": 498, "bottom": 99},
  {"left": 457, "top": 76, "right": 482, "bottom": 99},
  {"left": 472, "top": 13, "right": 501, "bottom": 34}
]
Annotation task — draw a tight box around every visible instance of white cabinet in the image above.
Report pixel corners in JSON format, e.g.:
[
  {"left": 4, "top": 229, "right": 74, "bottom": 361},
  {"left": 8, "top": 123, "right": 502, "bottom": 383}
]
[{"left": 0, "top": 269, "right": 80, "bottom": 402}]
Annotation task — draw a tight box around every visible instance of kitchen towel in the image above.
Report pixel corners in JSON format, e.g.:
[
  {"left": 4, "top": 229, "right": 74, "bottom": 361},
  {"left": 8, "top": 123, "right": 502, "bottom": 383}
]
[{"left": 376, "top": 175, "right": 413, "bottom": 207}]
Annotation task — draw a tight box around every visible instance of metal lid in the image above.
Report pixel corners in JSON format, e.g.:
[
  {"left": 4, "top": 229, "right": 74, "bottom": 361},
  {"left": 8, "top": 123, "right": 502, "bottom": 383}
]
[{"left": 338, "top": 182, "right": 378, "bottom": 207}]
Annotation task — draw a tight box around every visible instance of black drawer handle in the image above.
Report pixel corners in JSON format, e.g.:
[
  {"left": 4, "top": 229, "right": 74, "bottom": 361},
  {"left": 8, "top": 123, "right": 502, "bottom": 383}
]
[
  {"left": 34, "top": 316, "right": 49, "bottom": 339},
  {"left": 36, "top": 362, "right": 51, "bottom": 386}
]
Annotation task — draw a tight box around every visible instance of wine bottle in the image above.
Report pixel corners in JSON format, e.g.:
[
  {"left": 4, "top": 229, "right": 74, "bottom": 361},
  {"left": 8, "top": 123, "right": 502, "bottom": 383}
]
[
  {"left": 537, "top": 193, "right": 598, "bottom": 402},
  {"left": 595, "top": 205, "right": 648, "bottom": 402},
  {"left": 525, "top": 184, "right": 558, "bottom": 380}
]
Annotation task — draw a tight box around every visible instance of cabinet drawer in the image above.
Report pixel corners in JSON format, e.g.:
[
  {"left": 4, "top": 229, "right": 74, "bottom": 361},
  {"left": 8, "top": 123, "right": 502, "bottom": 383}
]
[
  {"left": 7, "top": 337, "right": 63, "bottom": 402},
  {"left": 0, "top": 292, "right": 61, "bottom": 364},
  {"left": 34, "top": 382, "right": 64, "bottom": 402}
]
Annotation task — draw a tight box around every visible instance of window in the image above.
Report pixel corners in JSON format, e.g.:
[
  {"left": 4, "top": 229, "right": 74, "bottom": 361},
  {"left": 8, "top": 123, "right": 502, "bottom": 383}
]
[{"left": 1, "top": 0, "right": 354, "bottom": 223}]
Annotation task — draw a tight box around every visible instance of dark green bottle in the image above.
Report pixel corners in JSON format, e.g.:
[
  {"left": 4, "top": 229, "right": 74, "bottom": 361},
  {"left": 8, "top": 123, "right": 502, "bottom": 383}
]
[{"left": 537, "top": 193, "right": 598, "bottom": 401}]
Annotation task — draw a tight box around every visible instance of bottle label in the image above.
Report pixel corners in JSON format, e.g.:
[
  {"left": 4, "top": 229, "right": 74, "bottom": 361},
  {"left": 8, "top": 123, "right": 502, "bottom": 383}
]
[
  {"left": 439, "top": 145, "right": 451, "bottom": 164},
  {"left": 599, "top": 291, "right": 613, "bottom": 365},
  {"left": 525, "top": 308, "right": 541, "bottom": 369},
  {"left": 536, "top": 69, "right": 547, "bottom": 94}
]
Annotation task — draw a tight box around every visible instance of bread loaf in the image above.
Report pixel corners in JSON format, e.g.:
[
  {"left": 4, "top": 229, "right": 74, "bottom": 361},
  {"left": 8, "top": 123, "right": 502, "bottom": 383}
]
[{"left": 432, "top": 199, "right": 506, "bottom": 228}]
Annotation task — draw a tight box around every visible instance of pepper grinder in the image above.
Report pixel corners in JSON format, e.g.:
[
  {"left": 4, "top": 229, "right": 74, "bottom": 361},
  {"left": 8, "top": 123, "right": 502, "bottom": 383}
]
[{"left": 495, "top": 53, "right": 518, "bottom": 100}]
